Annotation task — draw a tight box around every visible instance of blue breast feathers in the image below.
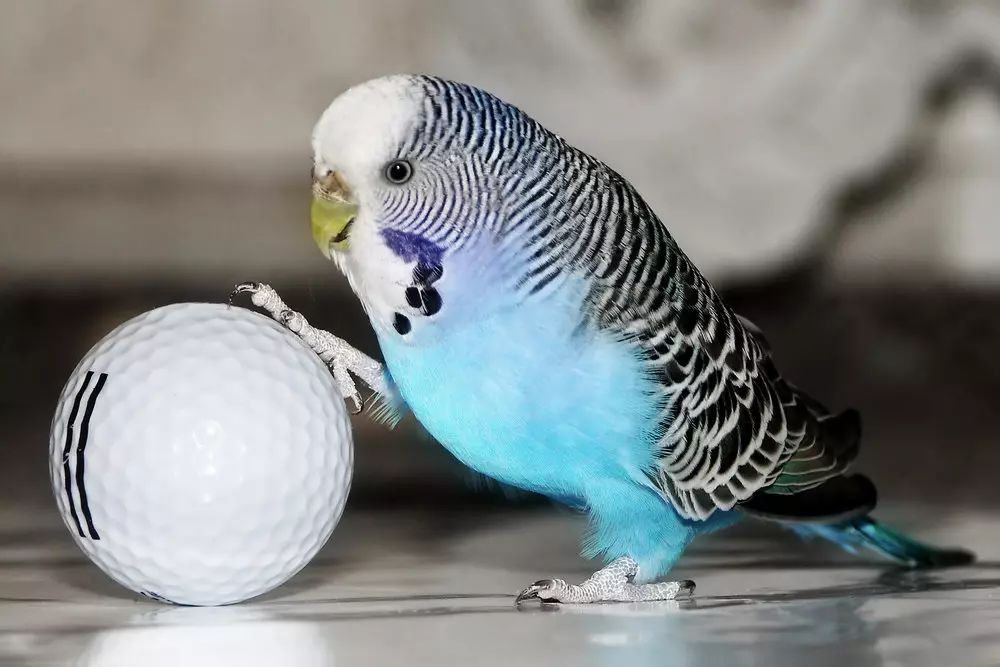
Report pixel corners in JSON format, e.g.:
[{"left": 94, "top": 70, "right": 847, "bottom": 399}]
[{"left": 375, "top": 274, "right": 668, "bottom": 506}]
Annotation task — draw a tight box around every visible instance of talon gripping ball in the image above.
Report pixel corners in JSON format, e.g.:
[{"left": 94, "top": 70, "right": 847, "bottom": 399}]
[{"left": 49, "top": 302, "right": 353, "bottom": 606}]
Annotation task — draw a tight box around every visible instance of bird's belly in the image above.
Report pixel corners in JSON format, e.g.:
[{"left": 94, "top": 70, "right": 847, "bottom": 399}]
[{"left": 375, "top": 300, "right": 666, "bottom": 501}]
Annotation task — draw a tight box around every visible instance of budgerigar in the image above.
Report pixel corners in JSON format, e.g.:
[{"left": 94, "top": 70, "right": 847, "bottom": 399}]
[{"left": 233, "top": 74, "right": 974, "bottom": 604}]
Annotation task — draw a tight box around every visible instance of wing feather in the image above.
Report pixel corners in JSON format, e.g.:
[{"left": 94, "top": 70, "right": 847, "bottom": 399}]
[{"left": 573, "top": 167, "right": 865, "bottom": 521}]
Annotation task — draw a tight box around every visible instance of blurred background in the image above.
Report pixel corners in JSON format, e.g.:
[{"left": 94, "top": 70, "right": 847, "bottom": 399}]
[{"left": 2, "top": 0, "right": 999, "bottom": 515}]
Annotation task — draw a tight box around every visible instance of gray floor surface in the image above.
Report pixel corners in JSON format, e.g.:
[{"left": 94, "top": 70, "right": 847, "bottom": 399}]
[{"left": 1, "top": 499, "right": 996, "bottom": 666}]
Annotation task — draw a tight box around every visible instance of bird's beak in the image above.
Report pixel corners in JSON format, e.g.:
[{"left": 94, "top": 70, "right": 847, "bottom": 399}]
[{"left": 311, "top": 170, "right": 359, "bottom": 257}]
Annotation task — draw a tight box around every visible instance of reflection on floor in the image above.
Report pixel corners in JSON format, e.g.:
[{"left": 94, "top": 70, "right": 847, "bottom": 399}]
[{"left": 1, "top": 503, "right": 997, "bottom": 666}]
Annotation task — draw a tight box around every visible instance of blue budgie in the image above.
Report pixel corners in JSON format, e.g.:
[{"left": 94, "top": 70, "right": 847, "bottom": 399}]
[{"left": 233, "top": 75, "right": 973, "bottom": 604}]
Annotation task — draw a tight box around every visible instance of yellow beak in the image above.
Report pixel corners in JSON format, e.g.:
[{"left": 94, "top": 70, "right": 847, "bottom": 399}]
[{"left": 310, "top": 171, "right": 359, "bottom": 257}]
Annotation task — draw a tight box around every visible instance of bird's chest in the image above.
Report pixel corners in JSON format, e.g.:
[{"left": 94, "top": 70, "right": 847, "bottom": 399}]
[{"left": 373, "top": 291, "right": 664, "bottom": 499}]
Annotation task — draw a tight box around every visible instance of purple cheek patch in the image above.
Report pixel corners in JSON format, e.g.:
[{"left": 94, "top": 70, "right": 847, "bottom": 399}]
[{"left": 381, "top": 228, "right": 444, "bottom": 267}]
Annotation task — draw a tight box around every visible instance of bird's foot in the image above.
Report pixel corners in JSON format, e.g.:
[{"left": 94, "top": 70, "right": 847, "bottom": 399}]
[
  {"left": 515, "top": 556, "right": 695, "bottom": 605},
  {"left": 229, "top": 281, "right": 385, "bottom": 413}
]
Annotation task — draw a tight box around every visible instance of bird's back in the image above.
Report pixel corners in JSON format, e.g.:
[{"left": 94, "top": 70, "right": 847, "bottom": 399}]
[{"left": 528, "top": 137, "right": 875, "bottom": 523}]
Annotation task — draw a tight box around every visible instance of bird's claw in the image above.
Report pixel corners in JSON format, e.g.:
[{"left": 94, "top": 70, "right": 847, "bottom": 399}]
[
  {"left": 332, "top": 365, "right": 364, "bottom": 414},
  {"left": 515, "top": 579, "right": 564, "bottom": 605},
  {"left": 514, "top": 557, "right": 695, "bottom": 605},
  {"left": 346, "top": 393, "right": 364, "bottom": 415},
  {"left": 228, "top": 281, "right": 264, "bottom": 307},
  {"left": 228, "top": 281, "right": 386, "bottom": 415}
]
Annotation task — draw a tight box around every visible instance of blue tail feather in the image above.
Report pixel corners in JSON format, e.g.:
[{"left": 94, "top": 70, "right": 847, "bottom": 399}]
[{"left": 788, "top": 515, "right": 975, "bottom": 568}]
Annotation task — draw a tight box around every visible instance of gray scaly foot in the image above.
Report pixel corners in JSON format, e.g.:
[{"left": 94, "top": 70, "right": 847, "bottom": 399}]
[
  {"left": 229, "top": 281, "right": 386, "bottom": 413},
  {"left": 515, "top": 556, "right": 695, "bottom": 604}
]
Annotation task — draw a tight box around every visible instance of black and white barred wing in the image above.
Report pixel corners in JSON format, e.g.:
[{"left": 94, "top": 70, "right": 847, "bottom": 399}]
[
  {"left": 511, "top": 139, "right": 873, "bottom": 524},
  {"left": 576, "top": 171, "right": 873, "bottom": 522},
  {"left": 644, "top": 279, "right": 873, "bottom": 522}
]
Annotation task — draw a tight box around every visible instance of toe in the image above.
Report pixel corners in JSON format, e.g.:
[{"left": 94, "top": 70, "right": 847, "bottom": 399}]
[
  {"left": 515, "top": 586, "right": 541, "bottom": 604},
  {"left": 515, "top": 579, "right": 561, "bottom": 605},
  {"left": 228, "top": 281, "right": 261, "bottom": 305}
]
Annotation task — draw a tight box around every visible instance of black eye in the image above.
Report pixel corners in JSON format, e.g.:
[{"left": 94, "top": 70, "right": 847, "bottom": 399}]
[{"left": 384, "top": 159, "right": 412, "bottom": 184}]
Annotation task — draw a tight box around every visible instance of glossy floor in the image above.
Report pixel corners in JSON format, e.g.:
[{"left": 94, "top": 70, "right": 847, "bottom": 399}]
[{"left": 1, "top": 503, "right": 997, "bottom": 666}]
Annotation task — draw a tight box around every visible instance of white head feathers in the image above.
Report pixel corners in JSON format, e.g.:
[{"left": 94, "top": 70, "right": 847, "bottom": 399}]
[{"left": 311, "top": 75, "right": 424, "bottom": 191}]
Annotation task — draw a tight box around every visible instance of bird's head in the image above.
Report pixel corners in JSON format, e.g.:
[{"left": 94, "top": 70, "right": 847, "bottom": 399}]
[
  {"left": 309, "top": 75, "right": 429, "bottom": 266},
  {"left": 309, "top": 75, "right": 562, "bottom": 331}
]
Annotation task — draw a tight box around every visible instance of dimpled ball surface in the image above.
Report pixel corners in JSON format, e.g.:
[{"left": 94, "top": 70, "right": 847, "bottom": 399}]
[{"left": 48, "top": 302, "right": 353, "bottom": 606}]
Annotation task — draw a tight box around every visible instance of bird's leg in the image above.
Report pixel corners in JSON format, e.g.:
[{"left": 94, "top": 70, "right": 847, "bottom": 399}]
[
  {"left": 515, "top": 556, "right": 694, "bottom": 605},
  {"left": 229, "top": 282, "right": 385, "bottom": 413}
]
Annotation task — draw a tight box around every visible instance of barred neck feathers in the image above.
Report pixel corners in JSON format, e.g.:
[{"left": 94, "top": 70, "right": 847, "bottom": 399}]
[
  {"left": 410, "top": 78, "right": 693, "bottom": 322},
  {"left": 310, "top": 75, "right": 697, "bottom": 339}
]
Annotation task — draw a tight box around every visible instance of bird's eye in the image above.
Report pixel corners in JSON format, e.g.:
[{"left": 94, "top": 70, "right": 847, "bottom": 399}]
[{"left": 384, "top": 159, "right": 413, "bottom": 184}]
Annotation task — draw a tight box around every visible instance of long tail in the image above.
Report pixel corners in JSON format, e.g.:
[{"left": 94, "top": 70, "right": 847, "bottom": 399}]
[{"left": 789, "top": 515, "right": 975, "bottom": 568}]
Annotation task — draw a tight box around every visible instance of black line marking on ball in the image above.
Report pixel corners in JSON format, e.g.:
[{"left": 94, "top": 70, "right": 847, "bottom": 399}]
[
  {"left": 62, "top": 371, "right": 94, "bottom": 539},
  {"left": 141, "top": 591, "right": 177, "bottom": 605},
  {"left": 75, "top": 371, "right": 107, "bottom": 540}
]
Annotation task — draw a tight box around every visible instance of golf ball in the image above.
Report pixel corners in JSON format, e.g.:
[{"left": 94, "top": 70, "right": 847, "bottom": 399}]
[{"left": 48, "top": 302, "right": 353, "bottom": 606}]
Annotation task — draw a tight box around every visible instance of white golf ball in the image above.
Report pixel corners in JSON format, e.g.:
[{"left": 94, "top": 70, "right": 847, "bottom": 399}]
[{"left": 48, "top": 302, "right": 353, "bottom": 606}]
